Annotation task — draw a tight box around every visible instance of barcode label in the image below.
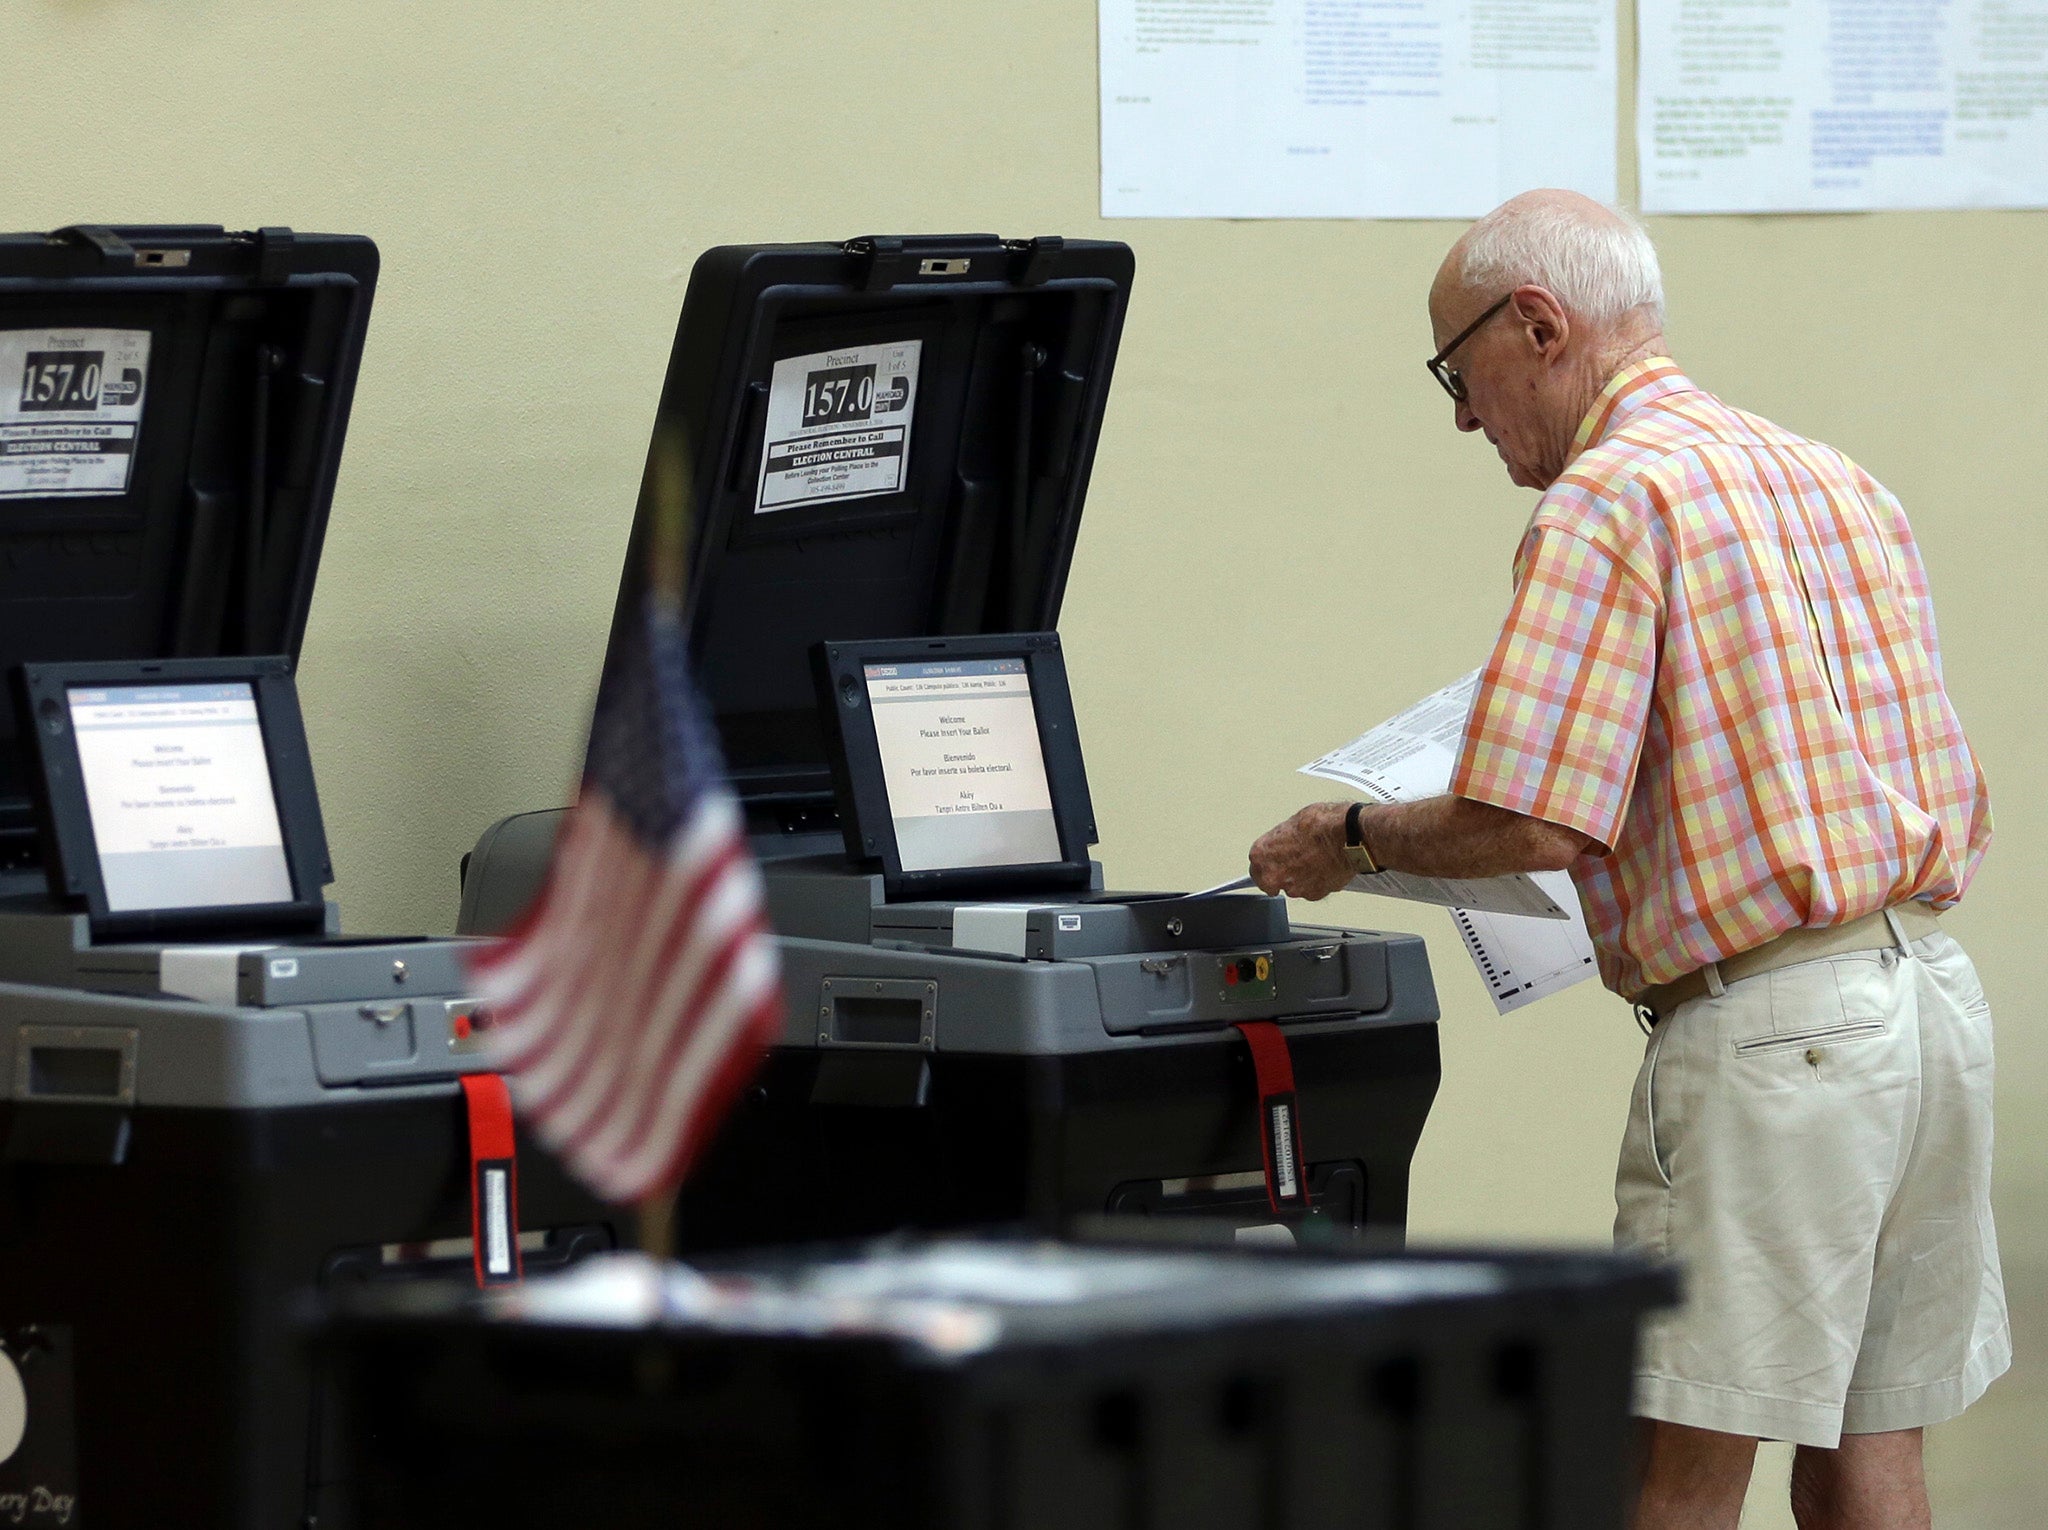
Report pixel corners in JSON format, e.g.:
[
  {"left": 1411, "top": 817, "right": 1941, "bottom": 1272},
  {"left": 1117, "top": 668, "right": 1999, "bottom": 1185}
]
[
  {"left": 482, "top": 1166, "right": 513, "bottom": 1276},
  {"left": 1270, "top": 1101, "right": 1298, "bottom": 1200}
]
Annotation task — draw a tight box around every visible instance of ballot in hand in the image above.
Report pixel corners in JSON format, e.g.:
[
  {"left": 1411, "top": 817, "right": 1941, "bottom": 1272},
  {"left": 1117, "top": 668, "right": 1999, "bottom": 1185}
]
[
  {"left": 1187, "top": 875, "right": 1257, "bottom": 898},
  {"left": 1247, "top": 801, "right": 1355, "bottom": 901}
]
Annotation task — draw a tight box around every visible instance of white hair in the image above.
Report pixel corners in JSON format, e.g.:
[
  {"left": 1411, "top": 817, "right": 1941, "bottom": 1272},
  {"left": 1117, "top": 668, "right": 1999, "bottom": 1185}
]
[{"left": 1459, "top": 199, "right": 1665, "bottom": 327}]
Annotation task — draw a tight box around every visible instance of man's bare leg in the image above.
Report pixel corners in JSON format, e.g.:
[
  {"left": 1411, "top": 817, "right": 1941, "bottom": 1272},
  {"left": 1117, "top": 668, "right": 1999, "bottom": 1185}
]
[
  {"left": 1632, "top": 1421, "right": 1758, "bottom": 1530},
  {"left": 1789, "top": 1428, "right": 1929, "bottom": 1530}
]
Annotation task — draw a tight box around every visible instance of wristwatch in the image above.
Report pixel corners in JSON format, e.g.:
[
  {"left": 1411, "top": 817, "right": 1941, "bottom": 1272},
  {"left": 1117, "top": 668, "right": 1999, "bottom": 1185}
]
[{"left": 1343, "top": 801, "right": 1380, "bottom": 876}]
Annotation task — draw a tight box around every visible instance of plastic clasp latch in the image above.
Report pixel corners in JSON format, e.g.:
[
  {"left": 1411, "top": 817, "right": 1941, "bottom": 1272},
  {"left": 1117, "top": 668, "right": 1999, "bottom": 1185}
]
[
  {"left": 1009, "top": 236, "right": 1065, "bottom": 287},
  {"left": 253, "top": 226, "right": 297, "bottom": 285},
  {"left": 848, "top": 235, "right": 907, "bottom": 292},
  {"left": 52, "top": 225, "right": 137, "bottom": 268}
]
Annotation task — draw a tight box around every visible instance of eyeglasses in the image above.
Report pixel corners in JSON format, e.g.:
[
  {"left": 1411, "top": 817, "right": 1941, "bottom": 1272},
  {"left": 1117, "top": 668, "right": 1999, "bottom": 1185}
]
[{"left": 1425, "top": 292, "right": 1516, "bottom": 402}]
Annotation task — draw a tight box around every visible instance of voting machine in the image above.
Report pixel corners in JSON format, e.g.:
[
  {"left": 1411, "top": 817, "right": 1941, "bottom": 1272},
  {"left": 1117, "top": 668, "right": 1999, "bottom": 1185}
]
[
  {"left": 0, "top": 226, "right": 619, "bottom": 1530},
  {"left": 461, "top": 234, "right": 1443, "bottom": 1252}
]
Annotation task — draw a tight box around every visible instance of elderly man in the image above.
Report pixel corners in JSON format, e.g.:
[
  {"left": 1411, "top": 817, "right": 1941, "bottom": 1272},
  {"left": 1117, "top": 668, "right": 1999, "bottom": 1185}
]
[{"left": 1249, "top": 191, "right": 2005, "bottom": 1530}]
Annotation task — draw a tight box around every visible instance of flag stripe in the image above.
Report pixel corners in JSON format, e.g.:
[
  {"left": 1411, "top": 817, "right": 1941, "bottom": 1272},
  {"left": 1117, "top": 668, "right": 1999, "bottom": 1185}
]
[
  {"left": 575, "top": 894, "right": 768, "bottom": 1172},
  {"left": 611, "top": 991, "right": 782, "bottom": 1200},
  {"left": 534, "top": 834, "right": 756, "bottom": 1143},
  {"left": 477, "top": 806, "right": 622, "bottom": 1051},
  {"left": 591, "top": 937, "right": 783, "bottom": 1198},
  {"left": 502, "top": 807, "right": 668, "bottom": 1089},
  {"left": 503, "top": 803, "right": 731, "bottom": 1110},
  {"left": 467, "top": 586, "right": 783, "bottom": 1205}
]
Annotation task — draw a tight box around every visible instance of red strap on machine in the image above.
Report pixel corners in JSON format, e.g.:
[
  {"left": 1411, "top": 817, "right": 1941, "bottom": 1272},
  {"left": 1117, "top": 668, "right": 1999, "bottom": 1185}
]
[
  {"left": 1233, "top": 1020, "right": 1310, "bottom": 1216},
  {"left": 459, "top": 1073, "right": 523, "bottom": 1287}
]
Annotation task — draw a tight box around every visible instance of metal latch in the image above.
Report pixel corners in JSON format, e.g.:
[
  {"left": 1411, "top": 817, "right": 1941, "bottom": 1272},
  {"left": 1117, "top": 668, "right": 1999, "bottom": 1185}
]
[
  {"left": 918, "top": 257, "right": 972, "bottom": 276},
  {"left": 358, "top": 1003, "right": 407, "bottom": 1027},
  {"left": 1301, "top": 943, "right": 1343, "bottom": 962},
  {"left": 1139, "top": 956, "right": 1185, "bottom": 978}
]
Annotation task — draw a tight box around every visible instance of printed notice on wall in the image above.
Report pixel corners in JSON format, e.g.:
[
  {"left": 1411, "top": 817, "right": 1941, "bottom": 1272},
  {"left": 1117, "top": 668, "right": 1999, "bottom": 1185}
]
[
  {"left": 756, "top": 341, "right": 921, "bottom": 513},
  {"left": 1098, "top": 0, "right": 1617, "bottom": 219},
  {"left": 0, "top": 328, "right": 151, "bottom": 499},
  {"left": 1640, "top": 0, "right": 2048, "bottom": 213}
]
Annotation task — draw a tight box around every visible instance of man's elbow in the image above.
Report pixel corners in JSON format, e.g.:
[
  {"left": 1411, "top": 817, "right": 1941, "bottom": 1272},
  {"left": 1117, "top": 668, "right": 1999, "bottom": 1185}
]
[
  {"left": 1454, "top": 797, "right": 1596, "bottom": 872},
  {"left": 1523, "top": 820, "right": 1595, "bottom": 872}
]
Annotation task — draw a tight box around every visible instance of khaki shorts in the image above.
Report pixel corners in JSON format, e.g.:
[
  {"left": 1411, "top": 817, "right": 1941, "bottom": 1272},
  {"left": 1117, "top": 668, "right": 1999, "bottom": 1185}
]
[{"left": 1615, "top": 925, "right": 2010, "bottom": 1448}]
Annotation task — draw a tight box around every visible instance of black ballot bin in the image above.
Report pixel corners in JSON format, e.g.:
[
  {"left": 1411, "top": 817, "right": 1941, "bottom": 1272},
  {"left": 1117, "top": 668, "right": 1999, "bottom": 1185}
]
[{"left": 319, "top": 1236, "right": 1678, "bottom": 1530}]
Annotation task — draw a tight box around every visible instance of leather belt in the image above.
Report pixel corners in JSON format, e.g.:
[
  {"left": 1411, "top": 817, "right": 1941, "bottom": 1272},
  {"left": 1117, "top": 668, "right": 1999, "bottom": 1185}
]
[{"left": 1634, "top": 902, "right": 1941, "bottom": 1024}]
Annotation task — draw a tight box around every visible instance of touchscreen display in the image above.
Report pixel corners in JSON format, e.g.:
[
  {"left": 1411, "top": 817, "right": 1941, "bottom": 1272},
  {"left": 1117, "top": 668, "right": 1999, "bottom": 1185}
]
[
  {"left": 66, "top": 682, "right": 294, "bottom": 912},
  {"left": 864, "top": 658, "right": 1063, "bottom": 873}
]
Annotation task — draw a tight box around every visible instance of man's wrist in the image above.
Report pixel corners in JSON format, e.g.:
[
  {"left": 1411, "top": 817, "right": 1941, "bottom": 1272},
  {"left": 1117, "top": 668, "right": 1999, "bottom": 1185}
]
[{"left": 1342, "top": 801, "right": 1381, "bottom": 876}]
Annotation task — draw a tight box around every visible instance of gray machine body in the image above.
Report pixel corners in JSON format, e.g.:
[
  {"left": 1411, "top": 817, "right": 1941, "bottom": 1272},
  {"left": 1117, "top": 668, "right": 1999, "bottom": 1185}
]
[
  {"left": 458, "top": 810, "right": 1441, "bottom": 1058},
  {"left": 0, "top": 900, "right": 496, "bottom": 1111}
]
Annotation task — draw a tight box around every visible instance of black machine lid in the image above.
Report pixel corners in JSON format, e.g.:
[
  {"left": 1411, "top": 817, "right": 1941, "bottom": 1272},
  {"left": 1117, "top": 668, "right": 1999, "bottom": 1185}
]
[
  {"left": 614, "top": 234, "right": 1134, "bottom": 840},
  {"left": 0, "top": 224, "right": 378, "bottom": 868}
]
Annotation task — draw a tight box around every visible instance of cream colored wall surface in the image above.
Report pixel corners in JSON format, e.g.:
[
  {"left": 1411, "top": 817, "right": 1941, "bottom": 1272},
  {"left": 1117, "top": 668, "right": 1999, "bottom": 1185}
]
[{"left": 5, "top": 2, "right": 2040, "bottom": 1519}]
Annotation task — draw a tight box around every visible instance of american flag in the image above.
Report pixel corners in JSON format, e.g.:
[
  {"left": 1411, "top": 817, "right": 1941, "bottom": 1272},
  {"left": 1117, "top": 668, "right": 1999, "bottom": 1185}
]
[{"left": 470, "top": 446, "right": 782, "bottom": 1204}]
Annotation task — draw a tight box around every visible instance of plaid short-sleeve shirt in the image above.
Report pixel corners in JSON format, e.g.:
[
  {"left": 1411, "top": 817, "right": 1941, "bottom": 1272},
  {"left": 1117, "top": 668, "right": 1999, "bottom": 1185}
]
[{"left": 1450, "top": 358, "right": 1990, "bottom": 998}]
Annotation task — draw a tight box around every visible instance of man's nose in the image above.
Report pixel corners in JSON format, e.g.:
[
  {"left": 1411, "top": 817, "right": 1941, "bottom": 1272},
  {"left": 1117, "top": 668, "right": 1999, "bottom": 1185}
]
[{"left": 1454, "top": 398, "right": 1482, "bottom": 434}]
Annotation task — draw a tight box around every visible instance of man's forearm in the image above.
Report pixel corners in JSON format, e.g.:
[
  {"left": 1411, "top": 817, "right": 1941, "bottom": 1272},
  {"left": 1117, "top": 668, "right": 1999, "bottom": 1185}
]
[{"left": 1362, "top": 795, "right": 1590, "bottom": 878}]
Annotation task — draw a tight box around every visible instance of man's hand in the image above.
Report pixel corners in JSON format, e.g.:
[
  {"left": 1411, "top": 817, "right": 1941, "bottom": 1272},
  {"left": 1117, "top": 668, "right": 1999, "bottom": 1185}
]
[
  {"left": 1249, "top": 794, "right": 1595, "bottom": 899},
  {"left": 1248, "top": 801, "right": 1355, "bottom": 901}
]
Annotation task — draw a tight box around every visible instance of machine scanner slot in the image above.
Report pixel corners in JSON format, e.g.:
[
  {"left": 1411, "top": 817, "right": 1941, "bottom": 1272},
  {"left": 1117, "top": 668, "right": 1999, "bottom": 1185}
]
[
  {"left": 14, "top": 1024, "right": 138, "bottom": 1103},
  {"left": 819, "top": 977, "right": 934, "bottom": 1049}
]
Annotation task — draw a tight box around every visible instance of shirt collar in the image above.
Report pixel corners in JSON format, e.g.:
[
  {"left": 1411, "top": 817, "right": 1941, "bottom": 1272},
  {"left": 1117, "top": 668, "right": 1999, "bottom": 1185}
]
[{"left": 1570, "top": 356, "right": 1694, "bottom": 457}]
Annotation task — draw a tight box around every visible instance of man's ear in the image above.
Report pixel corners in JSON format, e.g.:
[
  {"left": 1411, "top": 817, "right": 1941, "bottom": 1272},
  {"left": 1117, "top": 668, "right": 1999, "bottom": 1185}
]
[{"left": 1511, "top": 285, "right": 1571, "bottom": 362}]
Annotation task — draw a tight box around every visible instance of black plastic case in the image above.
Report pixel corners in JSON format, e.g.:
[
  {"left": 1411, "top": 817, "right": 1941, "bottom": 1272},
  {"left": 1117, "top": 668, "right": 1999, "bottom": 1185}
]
[
  {"left": 617, "top": 233, "right": 1133, "bottom": 852},
  {"left": 0, "top": 224, "right": 377, "bottom": 868},
  {"left": 322, "top": 1238, "right": 1679, "bottom": 1530}
]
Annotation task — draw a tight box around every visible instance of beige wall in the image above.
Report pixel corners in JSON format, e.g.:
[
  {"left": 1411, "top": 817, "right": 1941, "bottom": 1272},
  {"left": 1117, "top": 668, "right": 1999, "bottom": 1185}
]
[{"left": 6, "top": 2, "right": 2040, "bottom": 1514}]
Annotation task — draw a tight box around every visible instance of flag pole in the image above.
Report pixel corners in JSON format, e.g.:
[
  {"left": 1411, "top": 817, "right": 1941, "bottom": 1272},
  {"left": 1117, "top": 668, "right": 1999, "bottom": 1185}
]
[
  {"left": 638, "top": 1191, "right": 675, "bottom": 1261},
  {"left": 636, "top": 421, "right": 691, "bottom": 1272}
]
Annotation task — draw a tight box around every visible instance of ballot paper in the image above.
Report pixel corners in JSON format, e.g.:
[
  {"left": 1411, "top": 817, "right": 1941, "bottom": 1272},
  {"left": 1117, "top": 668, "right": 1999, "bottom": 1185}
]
[
  {"left": 1300, "top": 671, "right": 1598, "bottom": 1014},
  {"left": 1445, "top": 875, "right": 1599, "bottom": 1014}
]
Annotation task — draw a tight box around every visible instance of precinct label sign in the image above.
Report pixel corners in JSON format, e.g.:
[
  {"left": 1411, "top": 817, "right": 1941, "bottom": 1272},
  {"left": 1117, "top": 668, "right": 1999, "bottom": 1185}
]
[
  {"left": 0, "top": 329, "right": 151, "bottom": 500},
  {"left": 756, "top": 340, "right": 920, "bottom": 513}
]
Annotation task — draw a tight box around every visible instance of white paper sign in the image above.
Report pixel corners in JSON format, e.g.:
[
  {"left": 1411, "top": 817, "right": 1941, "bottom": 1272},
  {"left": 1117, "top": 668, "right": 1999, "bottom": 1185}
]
[
  {"left": 1640, "top": 0, "right": 2048, "bottom": 213},
  {"left": 0, "top": 328, "right": 151, "bottom": 498},
  {"left": 756, "top": 341, "right": 921, "bottom": 513},
  {"left": 1099, "top": 0, "right": 1618, "bottom": 218}
]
